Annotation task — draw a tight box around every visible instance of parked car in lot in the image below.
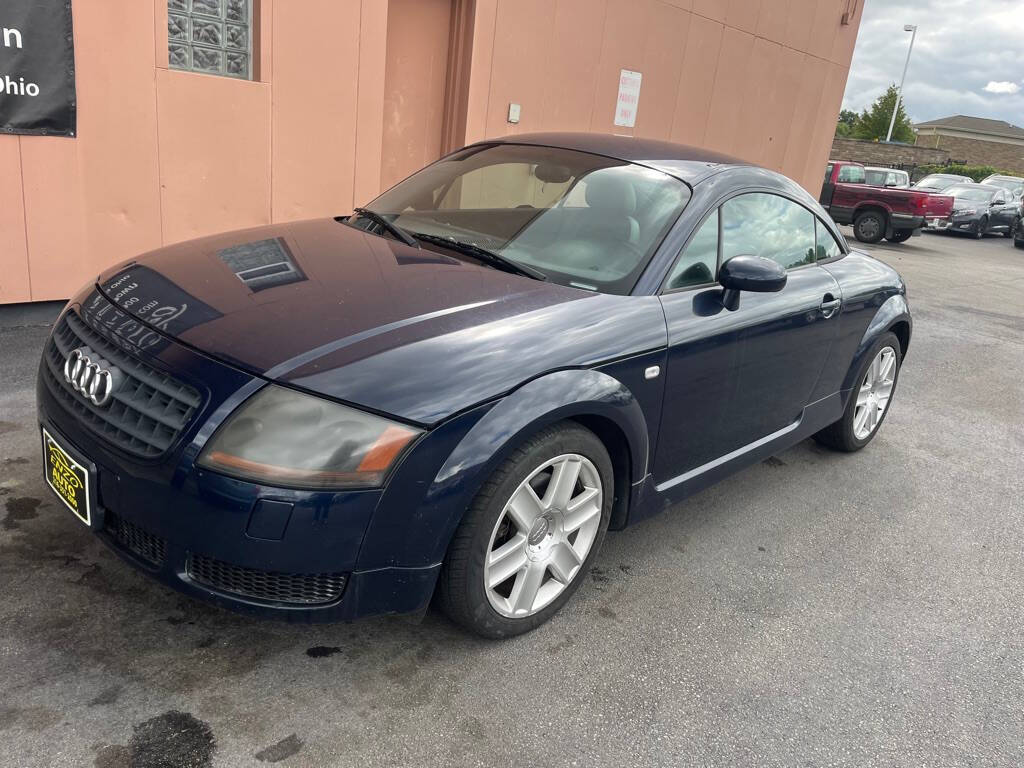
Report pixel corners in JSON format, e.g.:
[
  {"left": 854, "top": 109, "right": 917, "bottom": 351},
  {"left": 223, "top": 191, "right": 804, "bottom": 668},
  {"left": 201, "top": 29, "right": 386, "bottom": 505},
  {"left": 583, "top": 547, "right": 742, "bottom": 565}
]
[
  {"left": 979, "top": 174, "right": 1024, "bottom": 216},
  {"left": 912, "top": 173, "right": 974, "bottom": 192},
  {"left": 821, "top": 160, "right": 953, "bottom": 243},
  {"left": 926, "top": 184, "right": 1021, "bottom": 238},
  {"left": 38, "top": 134, "right": 912, "bottom": 637},
  {"left": 979, "top": 174, "right": 1024, "bottom": 194},
  {"left": 864, "top": 166, "right": 910, "bottom": 188}
]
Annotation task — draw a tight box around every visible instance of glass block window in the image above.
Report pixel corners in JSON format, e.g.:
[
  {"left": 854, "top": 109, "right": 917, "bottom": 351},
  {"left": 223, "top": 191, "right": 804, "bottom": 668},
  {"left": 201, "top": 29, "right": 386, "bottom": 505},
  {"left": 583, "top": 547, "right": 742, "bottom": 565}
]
[{"left": 168, "top": 0, "right": 252, "bottom": 80}]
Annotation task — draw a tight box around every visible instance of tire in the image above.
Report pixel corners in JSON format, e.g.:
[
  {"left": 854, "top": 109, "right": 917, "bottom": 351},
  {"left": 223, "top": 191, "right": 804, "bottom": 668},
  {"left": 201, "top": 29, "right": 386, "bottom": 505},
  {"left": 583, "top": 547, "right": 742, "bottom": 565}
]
[
  {"left": 814, "top": 331, "right": 902, "bottom": 453},
  {"left": 886, "top": 229, "right": 913, "bottom": 243},
  {"left": 973, "top": 216, "right": 988, "bottom": 239},
  {"left": 437, "top": 422, "right": 613, "bottom": 638},
  {"left": 1005, "top": 218, "right": 1020, "bottom": 239},
  {"left": 853, "top": 211, "right": 885, "bottom": 244}
]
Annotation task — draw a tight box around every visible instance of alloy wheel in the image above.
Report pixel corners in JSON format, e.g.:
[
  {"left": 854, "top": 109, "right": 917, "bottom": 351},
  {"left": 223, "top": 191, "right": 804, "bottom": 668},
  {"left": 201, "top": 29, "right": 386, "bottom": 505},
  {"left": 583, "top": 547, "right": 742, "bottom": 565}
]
[
  {"left": 483, "top": 453, "right": 603, "bottom": 618},
  {"left": 853, "top": 346, "right": 896, "bottom": 440}
]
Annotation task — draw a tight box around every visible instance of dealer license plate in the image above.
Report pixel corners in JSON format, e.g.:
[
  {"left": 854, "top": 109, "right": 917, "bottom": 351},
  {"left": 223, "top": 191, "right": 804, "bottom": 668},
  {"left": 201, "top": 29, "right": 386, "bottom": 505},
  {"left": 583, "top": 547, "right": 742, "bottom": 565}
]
[{"left": 42, "top": 428, "right": 92, "bottom": 526}]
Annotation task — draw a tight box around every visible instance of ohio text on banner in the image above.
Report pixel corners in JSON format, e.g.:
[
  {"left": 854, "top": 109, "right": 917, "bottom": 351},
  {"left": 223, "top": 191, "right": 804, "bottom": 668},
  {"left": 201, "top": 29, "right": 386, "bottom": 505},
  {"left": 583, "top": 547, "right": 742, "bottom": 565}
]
[{"left": 0, "top": 0, "right": 76, "bottom": 137}]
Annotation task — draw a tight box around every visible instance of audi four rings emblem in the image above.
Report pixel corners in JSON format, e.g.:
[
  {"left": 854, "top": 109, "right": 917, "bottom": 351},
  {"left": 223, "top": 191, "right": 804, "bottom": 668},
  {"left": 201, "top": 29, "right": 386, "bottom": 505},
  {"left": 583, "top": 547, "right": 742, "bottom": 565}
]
[{"left": 63, "top": 348, "right": 122, "bottom": 407}]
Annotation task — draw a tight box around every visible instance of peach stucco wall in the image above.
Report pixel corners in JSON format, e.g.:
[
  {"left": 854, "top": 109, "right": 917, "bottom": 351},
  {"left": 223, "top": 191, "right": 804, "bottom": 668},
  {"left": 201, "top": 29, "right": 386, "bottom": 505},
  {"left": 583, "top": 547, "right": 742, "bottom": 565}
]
[
  {"left": 0, "top": 0, "right": 389, "bottom": 304},
  {"left": 0, "top": 0, "right": 863, "bottom": 305},
  {"left": 459, "top": 0, "right": 860, "bottom": 195}
]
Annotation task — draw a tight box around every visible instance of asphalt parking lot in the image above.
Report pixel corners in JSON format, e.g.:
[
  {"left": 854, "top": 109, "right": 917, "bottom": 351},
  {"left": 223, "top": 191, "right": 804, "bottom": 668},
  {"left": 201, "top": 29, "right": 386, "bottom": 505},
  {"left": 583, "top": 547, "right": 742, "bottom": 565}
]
[{"left": 2, "top": 229, "right": 1023, "bottom": 768}]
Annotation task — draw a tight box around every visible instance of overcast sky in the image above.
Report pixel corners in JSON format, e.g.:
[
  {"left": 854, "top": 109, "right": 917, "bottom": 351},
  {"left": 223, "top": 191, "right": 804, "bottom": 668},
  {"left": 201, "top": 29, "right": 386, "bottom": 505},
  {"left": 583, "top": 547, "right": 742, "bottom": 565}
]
[{"left": 843, "top": 0, "right": 1024, "bottom": 127}]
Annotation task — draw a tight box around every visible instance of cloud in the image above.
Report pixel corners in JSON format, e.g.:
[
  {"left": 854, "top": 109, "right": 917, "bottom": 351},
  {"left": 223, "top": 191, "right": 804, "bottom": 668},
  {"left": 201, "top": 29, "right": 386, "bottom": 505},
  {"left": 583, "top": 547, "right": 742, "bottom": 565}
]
[
  {"left": 843, "top": 0, "right": 1024, "bottom": 128},
  {"left": 983, "top": 81, "right": 1021, "bottom": 95}
]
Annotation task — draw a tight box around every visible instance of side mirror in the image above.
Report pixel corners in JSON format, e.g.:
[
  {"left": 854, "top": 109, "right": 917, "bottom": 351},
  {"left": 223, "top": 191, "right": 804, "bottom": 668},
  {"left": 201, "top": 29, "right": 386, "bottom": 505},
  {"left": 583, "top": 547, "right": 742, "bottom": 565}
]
[
  {"left": 719, "top": 255, "right": 787, "bottom": 311},
  {"left": 993, "top": 198, "right": 1006, "bottom": 206}
]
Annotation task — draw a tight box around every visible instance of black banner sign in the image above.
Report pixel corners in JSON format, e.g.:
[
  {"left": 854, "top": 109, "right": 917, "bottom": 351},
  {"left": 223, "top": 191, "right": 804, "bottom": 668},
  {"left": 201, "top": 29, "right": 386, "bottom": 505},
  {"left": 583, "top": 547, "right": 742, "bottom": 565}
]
[{"left": 0, "top": 0, "right": 76, "bottom": 137}]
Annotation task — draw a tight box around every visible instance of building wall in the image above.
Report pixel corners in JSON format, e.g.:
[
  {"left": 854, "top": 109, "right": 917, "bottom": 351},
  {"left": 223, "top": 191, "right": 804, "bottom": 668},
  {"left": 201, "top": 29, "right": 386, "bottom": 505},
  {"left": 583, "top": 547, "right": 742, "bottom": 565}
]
[
  {"left": 831, "top": 136, "right": 950, "bottom": 168},
  {"left": 458, "top": 0, "right": 862, "bottom": 195},
  {"left": 915, "top": 131, "right": 1024, "bottom": 174},
  {"left": 0, "top": 0, "right": 864, "bottom": 305}
]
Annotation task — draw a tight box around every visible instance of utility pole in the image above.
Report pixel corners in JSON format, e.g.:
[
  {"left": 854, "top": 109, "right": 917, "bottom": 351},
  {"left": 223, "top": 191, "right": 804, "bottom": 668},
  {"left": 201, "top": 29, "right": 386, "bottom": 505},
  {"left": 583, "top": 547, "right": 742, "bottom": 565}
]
[{"left": 886, "top": 24, "right": 918, "bottom": 142}]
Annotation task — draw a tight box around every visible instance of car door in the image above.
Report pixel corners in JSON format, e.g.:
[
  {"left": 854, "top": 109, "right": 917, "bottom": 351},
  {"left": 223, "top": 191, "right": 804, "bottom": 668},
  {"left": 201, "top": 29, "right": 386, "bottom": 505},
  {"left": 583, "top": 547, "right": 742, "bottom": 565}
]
[
  {"left": 819, "top": 163, "right": 835, "bottom": 208},
  {"left": 990, "top": 193, "right": 1014, "bottom": 230},
  {"left": 654, "top": 192, "right": 841, "bottom": 485}
]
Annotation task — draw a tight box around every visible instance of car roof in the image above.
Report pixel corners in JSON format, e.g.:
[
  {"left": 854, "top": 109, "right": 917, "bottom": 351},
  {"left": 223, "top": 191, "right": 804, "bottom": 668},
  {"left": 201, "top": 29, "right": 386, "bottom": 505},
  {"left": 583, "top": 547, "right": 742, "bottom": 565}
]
[
  {"left": 864, "top": 166, "right": 907, "bottom": 173},
  {"left": 479, "top": 132, "right": 750, "bottom": 185}
]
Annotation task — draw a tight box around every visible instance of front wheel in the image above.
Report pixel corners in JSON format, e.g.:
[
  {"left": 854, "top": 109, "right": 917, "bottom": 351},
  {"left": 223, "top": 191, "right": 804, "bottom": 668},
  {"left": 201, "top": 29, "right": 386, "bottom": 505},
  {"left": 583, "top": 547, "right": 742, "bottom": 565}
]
[
  {"left": 437, "top": 423, "right": 613, "bottom": 638},
  {"left": 973, "top": 216, "right": 988, "bottom": 239},
  {"left": 853, "top": 211, "right": 886, "bottom": 244},
  {"left": 814, "top": 332, "right": 902, "bottom": 452}
]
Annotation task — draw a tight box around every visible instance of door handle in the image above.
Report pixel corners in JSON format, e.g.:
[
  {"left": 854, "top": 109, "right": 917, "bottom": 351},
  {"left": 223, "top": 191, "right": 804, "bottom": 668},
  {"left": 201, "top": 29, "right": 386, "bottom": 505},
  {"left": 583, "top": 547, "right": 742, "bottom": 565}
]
[{"left": 820, "top": 294, "right": 841, "bottom": 319}]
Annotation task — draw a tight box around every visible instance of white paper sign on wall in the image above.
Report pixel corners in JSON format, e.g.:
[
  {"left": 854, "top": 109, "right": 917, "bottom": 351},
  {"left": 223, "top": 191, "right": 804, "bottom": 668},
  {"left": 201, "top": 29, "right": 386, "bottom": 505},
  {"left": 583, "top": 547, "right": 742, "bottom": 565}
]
[{"left": 614, "top": 69, "right": 642, "bottom": 128}]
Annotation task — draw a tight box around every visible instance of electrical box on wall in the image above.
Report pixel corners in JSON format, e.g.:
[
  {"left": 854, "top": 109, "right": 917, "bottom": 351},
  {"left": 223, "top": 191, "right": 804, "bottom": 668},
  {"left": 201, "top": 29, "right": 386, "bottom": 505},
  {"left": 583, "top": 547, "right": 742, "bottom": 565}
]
[{"left": 507, "top": 103, "right": 521, "bottom": 124}]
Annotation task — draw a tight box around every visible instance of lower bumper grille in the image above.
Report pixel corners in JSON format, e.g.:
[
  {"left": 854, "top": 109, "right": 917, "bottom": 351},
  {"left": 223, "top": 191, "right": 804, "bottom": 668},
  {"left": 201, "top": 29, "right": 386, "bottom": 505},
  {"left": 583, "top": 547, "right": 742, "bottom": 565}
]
[
  {"left": 106, "top": 512, "right": 167, "bottom": 567},
  {"left": 186, "top": 553, "right": 348, "bottom": 606}
]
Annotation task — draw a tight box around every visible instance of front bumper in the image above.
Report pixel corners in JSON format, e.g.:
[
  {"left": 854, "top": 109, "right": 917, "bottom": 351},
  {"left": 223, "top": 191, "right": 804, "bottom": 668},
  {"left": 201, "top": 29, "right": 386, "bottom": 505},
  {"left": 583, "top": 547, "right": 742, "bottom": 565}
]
[
  {"left": 926, "top": 214, "right": 982, "bottom": 233},
  {"left": 37, "top": 294, "right": 439, "bottom": 622}
]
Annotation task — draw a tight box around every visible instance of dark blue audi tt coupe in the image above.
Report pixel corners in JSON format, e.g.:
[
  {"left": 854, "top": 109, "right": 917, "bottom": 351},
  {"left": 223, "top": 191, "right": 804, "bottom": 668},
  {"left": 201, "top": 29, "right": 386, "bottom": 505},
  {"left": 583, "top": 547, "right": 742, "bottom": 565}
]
[{"left": 38, "top": 134, "right": 910, "bottom": 637}]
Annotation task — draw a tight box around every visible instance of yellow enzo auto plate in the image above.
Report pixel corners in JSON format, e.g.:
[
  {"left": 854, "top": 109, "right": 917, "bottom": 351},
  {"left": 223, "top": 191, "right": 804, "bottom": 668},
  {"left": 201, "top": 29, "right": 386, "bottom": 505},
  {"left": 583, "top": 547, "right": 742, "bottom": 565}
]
[{"left": 42, "top": 428, "right": 90, "bottom": 526}]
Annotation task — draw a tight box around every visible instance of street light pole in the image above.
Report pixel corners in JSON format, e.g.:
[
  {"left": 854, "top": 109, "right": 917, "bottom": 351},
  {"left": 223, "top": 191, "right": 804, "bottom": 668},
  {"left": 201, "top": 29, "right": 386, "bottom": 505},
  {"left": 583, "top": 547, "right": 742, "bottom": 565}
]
[{"left": 886, "top": 24, "right": 918, "bottom": 142}]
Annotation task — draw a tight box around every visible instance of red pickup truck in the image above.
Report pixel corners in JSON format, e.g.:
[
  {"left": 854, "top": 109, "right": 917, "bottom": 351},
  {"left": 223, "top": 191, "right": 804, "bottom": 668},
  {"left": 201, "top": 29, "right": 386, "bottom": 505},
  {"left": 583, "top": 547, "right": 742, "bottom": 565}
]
[{"left": 820, "top": 160, "right": 954, "bottom": 243}]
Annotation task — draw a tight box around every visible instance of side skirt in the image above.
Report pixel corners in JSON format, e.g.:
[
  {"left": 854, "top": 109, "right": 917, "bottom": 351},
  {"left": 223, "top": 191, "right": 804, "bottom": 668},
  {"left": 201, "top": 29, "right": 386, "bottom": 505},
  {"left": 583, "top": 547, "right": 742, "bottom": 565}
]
[{"left": 626, "top": 392, "right": 844, "bottom": 525}]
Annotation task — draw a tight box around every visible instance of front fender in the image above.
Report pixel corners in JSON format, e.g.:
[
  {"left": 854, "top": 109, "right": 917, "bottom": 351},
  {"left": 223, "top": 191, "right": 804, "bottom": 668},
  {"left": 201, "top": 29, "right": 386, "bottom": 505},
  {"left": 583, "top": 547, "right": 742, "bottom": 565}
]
[
  {"left": 842, "top": 293, "right": 911, "bottom": 392},
  {"left": 359, "top": 369, "right": 649, "bottom": 569}
]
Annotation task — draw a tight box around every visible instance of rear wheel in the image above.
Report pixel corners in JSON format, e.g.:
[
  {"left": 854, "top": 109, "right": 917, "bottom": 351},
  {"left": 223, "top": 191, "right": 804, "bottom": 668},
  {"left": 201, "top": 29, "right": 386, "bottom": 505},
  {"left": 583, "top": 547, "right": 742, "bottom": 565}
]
[
  {"left": 973, "top": 216, "right": 988, "bottom": 239},
  {"left": 437, "top": 423, "right": 612, "bottom": 638},
  {"left": 1005, "top": 217, "right": 1020, "bottom": 239},
  {"left": 814, "top": 332, "right": 902, "bottom": 452},
  {"left": 886, "top": 229, "right": 913, "bottom": 243},
  {"left": 853, "top": 211, "right": 885, "bottom": 244}
]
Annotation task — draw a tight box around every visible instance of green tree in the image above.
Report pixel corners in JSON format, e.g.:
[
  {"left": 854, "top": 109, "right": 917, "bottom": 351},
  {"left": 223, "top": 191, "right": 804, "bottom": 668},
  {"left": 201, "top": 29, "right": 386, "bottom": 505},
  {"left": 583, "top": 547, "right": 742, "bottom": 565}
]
[
  {"left": 835, "top": 109, "right": 857, "bottom": 137},
  {"left": 851, "top": 85, "right": 915, "bottom": 143}
]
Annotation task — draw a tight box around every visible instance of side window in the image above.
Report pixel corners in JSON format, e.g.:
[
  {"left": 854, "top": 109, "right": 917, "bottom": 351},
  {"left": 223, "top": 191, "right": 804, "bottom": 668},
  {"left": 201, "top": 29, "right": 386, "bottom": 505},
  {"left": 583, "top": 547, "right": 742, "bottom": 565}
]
[
  {"left": 665, "top": 210, "right": 718, "bottom": 290},
  {"left": 824, "top": 164, "right": 833, "bottom": 185},
  {"left": 815, "top": 218, "right": 842, "bottom": 261},
  {"left": 721, "top": 193, "right": 816, "bottom": 270},
  {"left": 837, "top": 164, "right": 865, "bottom": 183}
]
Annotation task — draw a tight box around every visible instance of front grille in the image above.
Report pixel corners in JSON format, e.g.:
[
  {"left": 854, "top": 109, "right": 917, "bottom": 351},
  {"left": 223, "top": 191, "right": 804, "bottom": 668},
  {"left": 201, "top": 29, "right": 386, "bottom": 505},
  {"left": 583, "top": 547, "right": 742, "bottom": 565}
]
[
  {"left": 106, "top": 512, "right": 167, "bottom": 567},
  {"left": 43, "top": 311, "right": 202, "bottom": 458},
  {"left": 186, "top": 553, "right": 348, "bottom": 606}
]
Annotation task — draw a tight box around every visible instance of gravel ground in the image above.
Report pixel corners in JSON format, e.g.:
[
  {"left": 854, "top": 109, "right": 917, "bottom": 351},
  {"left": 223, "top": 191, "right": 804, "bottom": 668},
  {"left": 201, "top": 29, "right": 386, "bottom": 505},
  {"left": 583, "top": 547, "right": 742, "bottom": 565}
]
[{"left": 1, "top": 229, "right": 1022, "bottom": 768}]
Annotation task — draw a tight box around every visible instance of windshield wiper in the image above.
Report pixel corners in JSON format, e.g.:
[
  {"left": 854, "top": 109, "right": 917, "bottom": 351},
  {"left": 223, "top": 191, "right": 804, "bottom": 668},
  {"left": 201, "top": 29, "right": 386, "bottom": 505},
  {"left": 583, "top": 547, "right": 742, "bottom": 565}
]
[
  {"left": 349, "top": 207, "right": 420, "bottom": 248},
  {"left": 409, "top": 232, "right": 547, "bottom": 281}
]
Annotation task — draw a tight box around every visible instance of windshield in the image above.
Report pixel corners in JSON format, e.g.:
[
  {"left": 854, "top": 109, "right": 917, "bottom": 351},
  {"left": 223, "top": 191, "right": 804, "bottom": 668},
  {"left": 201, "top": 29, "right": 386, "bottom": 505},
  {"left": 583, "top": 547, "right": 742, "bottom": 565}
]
[
  {"left": 915, "top": 174, "right": 964, "bottom": 188},
  {"left": 365, "top": 143, "right": 691, "bottom": 294},
  {"left": 944, "top": 185, "right": 994, "bottom": 202},
  {"left": 982, "top": 178, "right": 1023, "bottom": 195}
]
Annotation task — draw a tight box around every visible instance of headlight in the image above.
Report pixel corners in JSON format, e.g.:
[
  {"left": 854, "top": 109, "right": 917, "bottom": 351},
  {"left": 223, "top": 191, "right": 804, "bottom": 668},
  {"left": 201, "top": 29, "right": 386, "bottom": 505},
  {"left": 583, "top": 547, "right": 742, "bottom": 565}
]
[{"left": 197, "top": 385, "right": 421, "bottom": 489}]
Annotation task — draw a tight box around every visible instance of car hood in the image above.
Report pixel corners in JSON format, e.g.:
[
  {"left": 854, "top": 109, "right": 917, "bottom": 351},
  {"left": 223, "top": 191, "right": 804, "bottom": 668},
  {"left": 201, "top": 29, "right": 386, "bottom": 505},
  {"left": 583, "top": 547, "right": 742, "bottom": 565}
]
[{"left": 96, "top": 218, "right": 666, "bottom": 425}]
